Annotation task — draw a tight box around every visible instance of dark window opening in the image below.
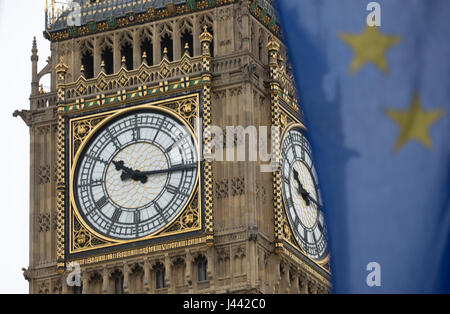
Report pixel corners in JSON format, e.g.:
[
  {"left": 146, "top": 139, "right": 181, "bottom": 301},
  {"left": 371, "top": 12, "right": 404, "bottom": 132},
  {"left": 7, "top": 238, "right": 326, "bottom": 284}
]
[
  {"left": 197, "top": 259, "right": 208, "bottom": 282},
  {"left": 120, "top": 42, "right": 133, "bottom": 70},
  {"left": 207, "top": 26, "right": 214, "bottom": 58},
  {"left": 101, "top": 46, "right": 114, "bottom": 75},
  {"left": 114, "top": 275, "right": 124, "bottom": 294},
  {"left": 181, "top": 29, "right": 193, "bottom": 57},
  {"left": 258, "top": 41, "right": 264, "bottom": 62},
  {"left": 156, "top": 268, "right": 166, "bottom": 289},
  {"left": 81, "top": 51, "right": 94, "bottom": 79},
  {"left": 160, "top": 34, "right": 173, "bottom": 61},
  {"left": 140, "top": 38, "right": 153, "bottom": 66}
]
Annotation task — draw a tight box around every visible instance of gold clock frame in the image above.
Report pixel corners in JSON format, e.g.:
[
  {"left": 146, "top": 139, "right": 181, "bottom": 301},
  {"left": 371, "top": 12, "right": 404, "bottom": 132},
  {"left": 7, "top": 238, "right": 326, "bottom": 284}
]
[
  {"left": 279, "top": 122, "right": 331, "bottom": 271},
  {"left": 68, "top": 98, "right": 203, "bottom": 254},
  {"left": 58, "top": 94, "right": 209, "bottom": 268}
]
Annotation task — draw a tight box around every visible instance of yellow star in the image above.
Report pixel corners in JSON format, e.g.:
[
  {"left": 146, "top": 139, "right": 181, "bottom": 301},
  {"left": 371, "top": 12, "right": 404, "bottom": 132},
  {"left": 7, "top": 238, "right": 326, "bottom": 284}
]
[
  {"left": 339, "top": 26, "right": 400, "bottom": 74},
  {"left": 386, "top": 94, "right": 444, "bottom": 152}
]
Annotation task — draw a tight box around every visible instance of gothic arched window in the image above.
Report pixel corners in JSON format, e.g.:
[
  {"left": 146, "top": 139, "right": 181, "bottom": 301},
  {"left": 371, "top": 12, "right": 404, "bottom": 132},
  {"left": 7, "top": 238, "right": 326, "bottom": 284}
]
[
  {"left": 161, "top": 33, "right": 173, "bottom": 61},
  {"left": 101, "top": 46, "right": 114, "bottom": 74},
  {"left": 154, "top": 263, "right": 166, "bottom": 289},
  {"left": 181, "top": 29, "right": 193, "bottom": 57},
  {"left": 196, "top": 256, "right": 209, "bottom": 282}
]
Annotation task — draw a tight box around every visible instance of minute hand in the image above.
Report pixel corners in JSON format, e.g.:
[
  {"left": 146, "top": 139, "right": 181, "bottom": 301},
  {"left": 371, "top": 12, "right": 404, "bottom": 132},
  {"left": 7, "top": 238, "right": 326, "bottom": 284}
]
[{"left": 140, "top": 164, "right": 198, "bottom": 176}]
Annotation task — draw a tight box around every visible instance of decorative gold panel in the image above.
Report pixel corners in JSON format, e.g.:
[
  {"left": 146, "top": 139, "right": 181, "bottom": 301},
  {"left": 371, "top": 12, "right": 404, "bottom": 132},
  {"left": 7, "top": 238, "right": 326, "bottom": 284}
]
[{"left": 65, "top": 94, "right": 204, "bottom": 259}]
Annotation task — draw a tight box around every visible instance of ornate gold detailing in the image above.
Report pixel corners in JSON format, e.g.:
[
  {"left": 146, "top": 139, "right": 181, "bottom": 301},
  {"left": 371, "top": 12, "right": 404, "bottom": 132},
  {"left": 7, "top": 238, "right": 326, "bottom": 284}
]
[
  {"left": 72, "top": 116, "right": 108, "bottom": 157},
  {"left": 72, "top": 212, "right": 112, "bottom": 251},
  {"left": 279, "top": 110, "right": 297, "bottom": 135},
  {"left": 63, "top": 57, "right": 203, "bottom": 103},
  {"left": 159, "top": 96, "right": 197, "bottom": 126},
  {"left": 65, "top": 95, "right": 203, "bottom": 259},
  {"left": 200, "top": 24, "right": 214, "bottom": 247},
  {"left": 158, "top": 191, "right": 200, "bottom": 235}
]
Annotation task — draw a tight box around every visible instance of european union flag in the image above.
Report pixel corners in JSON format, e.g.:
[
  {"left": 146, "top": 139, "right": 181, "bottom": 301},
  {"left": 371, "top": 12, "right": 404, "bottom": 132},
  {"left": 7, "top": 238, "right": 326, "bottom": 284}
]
[{"left": 275, "top": 0, "right": 450, "bottom": 293}]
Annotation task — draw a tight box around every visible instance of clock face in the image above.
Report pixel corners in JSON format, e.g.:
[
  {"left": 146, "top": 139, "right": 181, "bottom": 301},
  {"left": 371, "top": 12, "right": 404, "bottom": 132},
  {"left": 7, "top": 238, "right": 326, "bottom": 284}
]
[
  {"left": 73, "top": 109, "right": 198, "bottom": 240},
  {"left": 281, "top": 127, "right": 328, "bottom": 261}
]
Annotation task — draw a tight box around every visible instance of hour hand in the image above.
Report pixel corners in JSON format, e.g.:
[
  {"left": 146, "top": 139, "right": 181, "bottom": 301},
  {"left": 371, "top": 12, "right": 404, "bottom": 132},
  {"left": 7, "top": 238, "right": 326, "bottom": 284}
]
[
  {"left": 113, "top": 160, "right": 129, "bottom": 172},
  {"left": 112, "top": 160, "right": 147, "bottom": 183},
  {"left": 292, "top": 169, "right": 311, "bottom": 206}
]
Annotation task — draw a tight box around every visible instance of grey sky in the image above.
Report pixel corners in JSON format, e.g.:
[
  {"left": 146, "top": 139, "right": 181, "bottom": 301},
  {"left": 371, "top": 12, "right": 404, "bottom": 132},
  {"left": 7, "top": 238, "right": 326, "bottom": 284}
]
[{"left": 0, "top": 0, "right": 50, "bottom": 293}]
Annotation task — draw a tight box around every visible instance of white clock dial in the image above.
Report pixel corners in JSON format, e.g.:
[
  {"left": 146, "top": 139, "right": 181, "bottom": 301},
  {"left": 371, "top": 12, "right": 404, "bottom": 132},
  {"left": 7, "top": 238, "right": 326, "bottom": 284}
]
[
  {"left": 281, "top": 127, "right": 328, "bottom": 260},
  {"left": 73, "top": 110, "right": 198, "bottom": 240}
]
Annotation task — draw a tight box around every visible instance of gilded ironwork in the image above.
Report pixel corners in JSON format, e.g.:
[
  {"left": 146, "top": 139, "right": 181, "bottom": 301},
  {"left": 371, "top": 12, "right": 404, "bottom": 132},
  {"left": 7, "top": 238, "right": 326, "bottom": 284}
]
[{"left": 66, "top": 95, "right": 204, "bottom": 258}]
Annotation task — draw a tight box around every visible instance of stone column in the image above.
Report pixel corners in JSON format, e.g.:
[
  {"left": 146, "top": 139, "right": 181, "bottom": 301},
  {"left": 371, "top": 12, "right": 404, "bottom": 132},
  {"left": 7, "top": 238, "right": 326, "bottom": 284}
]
[
  {"left": 133, "top": 28, "right": 140, "bottom": 69},
  {"left": 291, "top": 268, "right": 300, "bottom": 294},
  {"left": 281, "top": 262, "right": 291, "bottom": 293},
  {"left": 93, "top": 36, "right": 100, "bottom": 76},
  {"left": 299, "top": 272, "right": 308, "bottom": 294},
  {"left": 164, "top": 254, "right": 172, "bottom": 293},
  {"left": 207, "top": 246, "right": 215, "bottom": 293},
  {"left": 143, "top": 258, "right": 150, "bottom": 293},
  {"left": 123, "top": 262, "right": 130, "bottom": 294},
  {"left": 173, "top": 20, "right": 180, "bottom": 60},
  {"left": 102, "top": 266, "right": 109, "bottom": 294},
  {"left": 113, "top": 32, "right": 121, "bottom": 73},
  {"left": 154, "top": 25, "right": 161, "bottom": 64},
  {"left": 193, "top": 15, "right": 199, "bottom": 56},
  {"left": 185, "top": 250, "right": 193, "bottom": 293},
  {"left": 308, "top": 279, "right": 318, "bottom": 295}
]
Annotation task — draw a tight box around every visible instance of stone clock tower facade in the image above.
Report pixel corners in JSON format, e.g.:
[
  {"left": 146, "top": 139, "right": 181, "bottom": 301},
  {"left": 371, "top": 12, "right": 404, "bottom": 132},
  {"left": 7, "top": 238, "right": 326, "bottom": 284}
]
[{"left": 16, "top": 0, "right": 331, "bottom": 294}]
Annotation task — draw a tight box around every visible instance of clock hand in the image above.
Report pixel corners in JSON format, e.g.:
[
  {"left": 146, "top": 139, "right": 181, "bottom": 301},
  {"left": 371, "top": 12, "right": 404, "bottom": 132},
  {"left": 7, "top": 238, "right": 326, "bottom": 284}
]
[
  {"left": 292, "top": 168, "right": 311, "bottom": 206},
  {"left": 140, "top": 164, "right": 198, "bottom": 176},
  {"left": 132, "top": 164, "right": 198, "bottom": 184},
  {"left": 114, "top": 161, "right": 198, "bottom": 184},
  {"left": 112, "top": 160, "right": 133, "bottom": 174},
  {"left": 113, "top": 160, "right": 148, "bottom": 184},
  {"left": 292, "top": 169, "right": 322, "bottom": 209}
]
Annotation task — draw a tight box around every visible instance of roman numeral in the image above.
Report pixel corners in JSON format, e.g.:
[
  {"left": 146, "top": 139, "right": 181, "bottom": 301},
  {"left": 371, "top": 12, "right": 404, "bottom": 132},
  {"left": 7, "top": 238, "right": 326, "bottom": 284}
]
[
  {"left": 166, "top": 184, "right": 179, "bottom": 194},
  {"left": 111, "top": 208, "right": 122, "bottom": 223},
  {"left": 317, "top": 221, "right": 324, "bottom": 234},
  {"left": 134, "top": 211, "right": 140, "bottom": 224},
  {"left": 154, "top": 203, "right": 168, "bottom": 223},
  {"left": 95, "top": 196, "right": 108, "bottom": 209},
  {"left": 294, "top": 216, "right": 300, "bottom": 229},
  {"left": 87, "top": 154, "right": 108, "bottom": 164},
  {"left": 106, "top": 129, "right": 121, "bottom": 150},
  {"left": 132, "top": 127, "right": 141, "bottom": 141}
]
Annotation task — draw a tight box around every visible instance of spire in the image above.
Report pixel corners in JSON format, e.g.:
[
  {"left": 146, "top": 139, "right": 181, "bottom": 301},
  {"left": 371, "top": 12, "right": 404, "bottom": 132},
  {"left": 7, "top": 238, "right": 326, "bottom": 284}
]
[
  {"left": 31, "top": 37, "right": 39, "bottom": 96},
  {"left": 31, "top": 37, "right": 38, "bottom": 60}
]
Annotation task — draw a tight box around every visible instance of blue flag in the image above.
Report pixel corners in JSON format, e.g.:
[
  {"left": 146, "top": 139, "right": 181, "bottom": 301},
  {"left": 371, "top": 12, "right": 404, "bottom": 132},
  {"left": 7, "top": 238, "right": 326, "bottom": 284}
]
[{"left": 275, "top": 0, "right": 450, "bottom": 293}]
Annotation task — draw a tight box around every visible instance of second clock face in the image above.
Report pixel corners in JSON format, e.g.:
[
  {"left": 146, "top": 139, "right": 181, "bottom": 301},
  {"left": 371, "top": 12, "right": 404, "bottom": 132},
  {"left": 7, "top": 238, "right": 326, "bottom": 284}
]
[
  {"left": 73, "top": 110, "right": 198, "bottom": 240},
  {"left": 281, "top": 127, "right": 328, "bottom": 261}
]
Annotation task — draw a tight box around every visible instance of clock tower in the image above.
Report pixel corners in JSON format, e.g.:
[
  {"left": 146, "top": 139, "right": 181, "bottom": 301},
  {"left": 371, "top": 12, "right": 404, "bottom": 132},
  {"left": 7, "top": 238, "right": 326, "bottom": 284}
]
[{"left": 16, "top": 0, "right": 331, "bottom": 294}]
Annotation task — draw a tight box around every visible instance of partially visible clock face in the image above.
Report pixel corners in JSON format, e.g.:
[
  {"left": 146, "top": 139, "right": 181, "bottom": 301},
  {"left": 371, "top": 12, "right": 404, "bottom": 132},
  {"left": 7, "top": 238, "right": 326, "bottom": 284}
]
[
  {"left": 73, "top": 110, "right": 198, "bottom": 240},
  {"left": 281, "top": 127, "right": 328, "bottom": 260}
]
